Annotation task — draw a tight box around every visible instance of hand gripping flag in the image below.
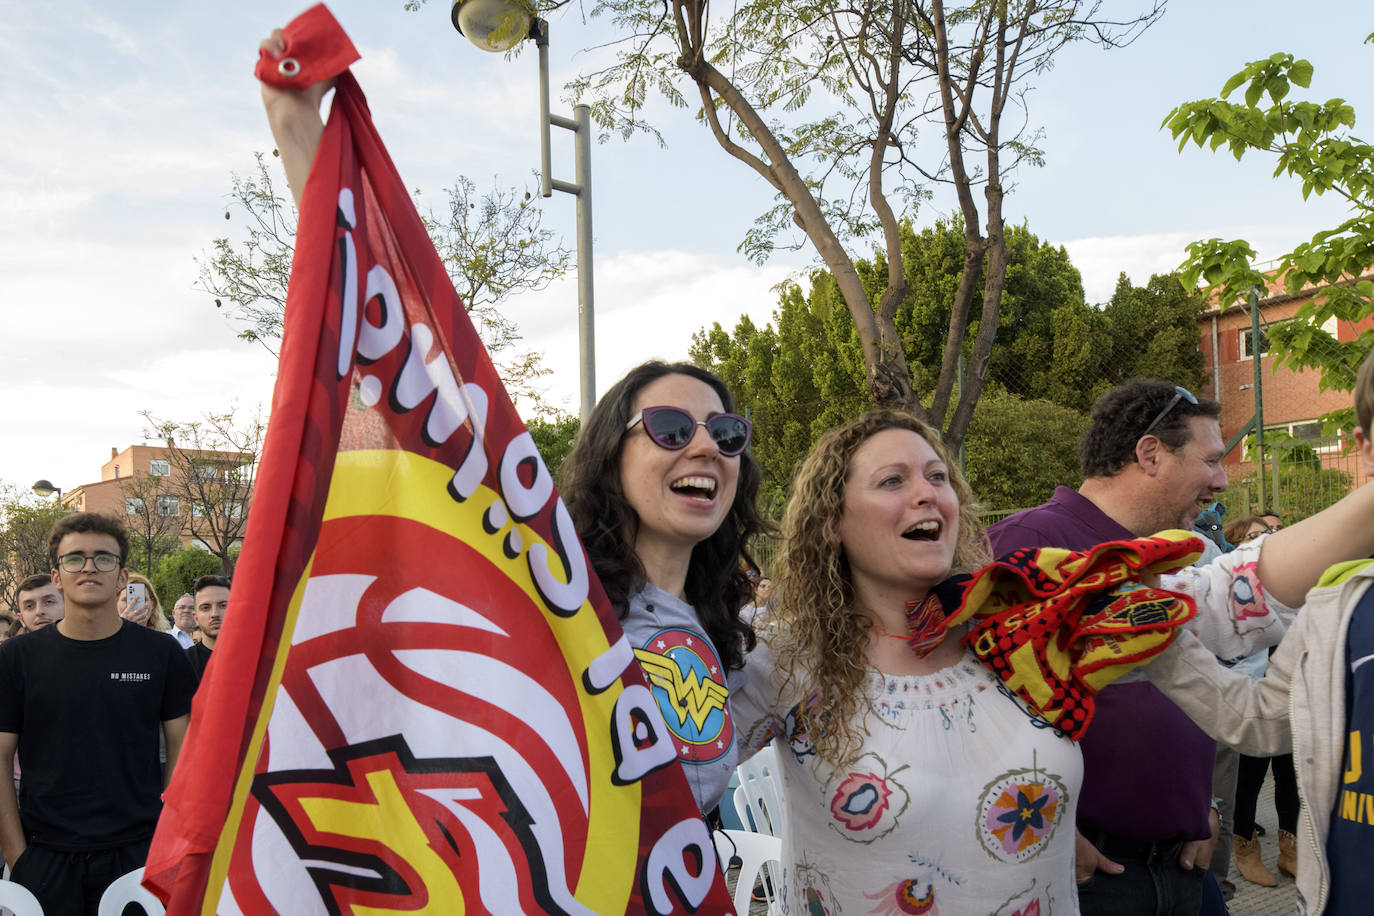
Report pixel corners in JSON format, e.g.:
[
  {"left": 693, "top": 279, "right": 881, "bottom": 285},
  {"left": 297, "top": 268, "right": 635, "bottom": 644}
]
[
  {"left": 144, "top": 6, "right": 735, "bottom": 913},
  {"left": 909, "top": 531, "right": 1202, "bottom": 739}
]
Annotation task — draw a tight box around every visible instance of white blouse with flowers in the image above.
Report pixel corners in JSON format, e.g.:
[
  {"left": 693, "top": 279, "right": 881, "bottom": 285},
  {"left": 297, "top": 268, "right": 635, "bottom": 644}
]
[{"left": 733, "top": 640, "right": 1082, "bottom": 916}]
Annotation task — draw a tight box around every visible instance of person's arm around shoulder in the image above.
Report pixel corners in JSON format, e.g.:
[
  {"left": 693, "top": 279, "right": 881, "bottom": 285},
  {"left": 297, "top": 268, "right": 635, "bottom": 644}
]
[
  {"left": 259, "top": 29, "right": 332, "bottom": 209},
  {"left": 1144, "top": 624, "right": 1298, "bottom": 757},
  {"left": 0, "top": 731, "right": 24, "bottom": 869}
]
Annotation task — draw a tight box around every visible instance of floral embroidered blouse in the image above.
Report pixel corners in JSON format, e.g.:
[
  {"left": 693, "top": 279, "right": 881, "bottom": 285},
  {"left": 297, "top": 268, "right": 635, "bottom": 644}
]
[{"left": 733, "top": 642, "right": 1082, "bottom": 916}]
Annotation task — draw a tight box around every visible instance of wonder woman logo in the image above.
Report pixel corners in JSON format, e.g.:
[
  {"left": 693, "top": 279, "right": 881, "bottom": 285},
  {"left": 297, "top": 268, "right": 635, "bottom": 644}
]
[{"left": 634, "top": 629, "right": 733, "bottom": 763}]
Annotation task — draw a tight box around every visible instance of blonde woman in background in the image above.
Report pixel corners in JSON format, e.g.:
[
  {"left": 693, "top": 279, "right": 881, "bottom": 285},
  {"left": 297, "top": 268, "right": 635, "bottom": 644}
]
[{"left": 117, "top": 572, "right": 168, "bottom": 631}]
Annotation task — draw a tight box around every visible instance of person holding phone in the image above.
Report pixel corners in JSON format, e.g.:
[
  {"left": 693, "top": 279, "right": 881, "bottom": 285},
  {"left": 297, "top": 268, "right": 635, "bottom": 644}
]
[{"left": 117, "top": 573, "right": 169, "bottom": 632}]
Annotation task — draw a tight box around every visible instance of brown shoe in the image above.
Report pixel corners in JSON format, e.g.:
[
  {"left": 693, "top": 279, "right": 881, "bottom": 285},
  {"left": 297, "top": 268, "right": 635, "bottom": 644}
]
[
  {"left": 1234, "top": 831, "right": 1278, "bottom": 887},
  {"left": 1277, "top": 829, "right": 1298, "bottom": 877}
]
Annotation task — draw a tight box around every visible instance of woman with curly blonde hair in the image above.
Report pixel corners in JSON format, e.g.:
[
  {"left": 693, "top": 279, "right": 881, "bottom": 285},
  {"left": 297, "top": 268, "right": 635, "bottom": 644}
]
[{"left": 733, "top": 408, "right": 1083, "bottom": 915}]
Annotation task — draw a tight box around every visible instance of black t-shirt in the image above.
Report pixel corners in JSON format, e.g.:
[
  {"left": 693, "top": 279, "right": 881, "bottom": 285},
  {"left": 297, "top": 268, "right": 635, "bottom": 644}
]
[
  {"left": 185, "top": 641, "right": 213, "bottom": 685},
  {"left": 0, "top": 620, "right": 196, "bottom": 850},
  {"left": 1327, "top": 587, "right": 1374, "bottom": 912}
]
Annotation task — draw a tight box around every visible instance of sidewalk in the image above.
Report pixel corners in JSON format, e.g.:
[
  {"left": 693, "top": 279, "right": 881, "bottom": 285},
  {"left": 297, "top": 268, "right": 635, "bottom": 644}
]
[{"left": 1226, "top": 769, "right": 1299, "bottom": 916}]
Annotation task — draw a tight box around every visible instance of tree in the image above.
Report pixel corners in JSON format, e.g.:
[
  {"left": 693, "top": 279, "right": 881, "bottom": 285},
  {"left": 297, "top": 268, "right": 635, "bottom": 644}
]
[
  {"left": 154, "top": 546, "right": 224, "bottom": 610},
  {"left": 140, "top": 407, "right": 265, "bottom": 575},
  {"left": 963, "top": 390, "right": 1089, "bottom": 511},
  {"left": 578, "top": 0, "right": 1160, "bottom": 448},
  {"left": 119, "top": 474, "right": 184, "bottom": 577},
  {"left": 529, "top": 414, "right": 582, "bottom": 481},
  {"left": 197, "top": 154, "right": 571, "bottom": 416},
  {"left": 1166, "top": 43, "right": 1374, "bottom": 431},
  {"left": 0, "top": 484, "right": 66, "bottom": 611},
  {"left": 692, "top": 219, "right": 1092, "bottom": 504},
  {"left": 1095, "top": 272, "right": 1209, "bottom": 396}
]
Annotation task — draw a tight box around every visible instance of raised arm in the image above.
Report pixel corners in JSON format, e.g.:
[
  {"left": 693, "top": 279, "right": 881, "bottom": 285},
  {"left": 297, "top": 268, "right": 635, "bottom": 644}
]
[
  {"left": 258, "top": 29, "right": 331, "bottom": 210},
  {"left": 1256, "top": 481, "right": 1374, "bottom": 607}
]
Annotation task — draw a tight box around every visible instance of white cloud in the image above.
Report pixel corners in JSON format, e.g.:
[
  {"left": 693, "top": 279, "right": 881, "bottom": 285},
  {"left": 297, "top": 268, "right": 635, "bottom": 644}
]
[
  {"left": 502, "top": 249, "right": 796, "bottom": 411},
  {"left": 1064, "top": 225, "right": 1345, "bottom": 306}
]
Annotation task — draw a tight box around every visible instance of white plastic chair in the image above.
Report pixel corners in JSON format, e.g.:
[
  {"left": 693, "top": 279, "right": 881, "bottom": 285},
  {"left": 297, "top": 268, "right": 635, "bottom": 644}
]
[
  {"left": 714, "top": 828, "right": 782, "bottom": 916},
  {"left": 98, "top": 867, "right": 165, "bottom": 916},
  {"left": 732, "top": 744, "right": 783, "bottom": 836},
  {"left": 0, "top": 879, "right": 43, "bottom": 916}
]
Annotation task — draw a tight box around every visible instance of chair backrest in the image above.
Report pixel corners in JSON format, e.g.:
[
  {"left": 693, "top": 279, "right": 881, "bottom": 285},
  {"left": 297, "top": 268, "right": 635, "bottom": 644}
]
[
  {"left": 732, "top": 743, "right": 783, "bottom": 836},
  {"left": 713, "top": 828, "right": 782, "bottom": 916},
  {"left": 98, "top": 867, "right": 165, "bottom": 916},
  {"left": 0, "top": 878, "right": 44, "bottom": 916}
]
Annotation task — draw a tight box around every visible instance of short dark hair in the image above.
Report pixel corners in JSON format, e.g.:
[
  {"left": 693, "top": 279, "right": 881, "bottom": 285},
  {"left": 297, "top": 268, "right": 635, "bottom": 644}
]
[
  {"left": 193, "top": 575, "right": 231, "bottom": 598},
  {"left": 17, "top": 574, "right": 53, "bottom": 596},
  {"left": 48, "top": 512, "right": 129, "bottom": 569},
  {"left": 1079, "top": 379, "right": 1222, "bottom": 479}
]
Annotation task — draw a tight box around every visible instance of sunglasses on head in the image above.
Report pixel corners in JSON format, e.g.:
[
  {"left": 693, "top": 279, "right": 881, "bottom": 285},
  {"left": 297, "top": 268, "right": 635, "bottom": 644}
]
[
  {"left": 626, "top": 406, "right": 752, "bottom": 456},
  {"left": 1141, "top": 385, "right": 1199, "bottom": 439}
]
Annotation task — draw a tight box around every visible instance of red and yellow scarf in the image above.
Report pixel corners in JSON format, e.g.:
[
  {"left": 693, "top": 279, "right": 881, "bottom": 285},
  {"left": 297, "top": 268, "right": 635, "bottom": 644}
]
[{"left": 906, "top": 531, "right": 1202, "bottom": 739}]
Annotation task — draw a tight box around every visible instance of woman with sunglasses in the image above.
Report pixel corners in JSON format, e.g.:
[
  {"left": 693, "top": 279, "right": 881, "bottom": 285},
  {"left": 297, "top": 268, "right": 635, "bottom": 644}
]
[{"left": 561, "top": 361, "right": 766, "bottom": 814}]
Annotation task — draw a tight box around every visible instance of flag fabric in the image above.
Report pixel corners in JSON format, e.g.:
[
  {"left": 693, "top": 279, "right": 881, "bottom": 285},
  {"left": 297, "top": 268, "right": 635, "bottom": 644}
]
[{"left": 144, "top": 6, "right": 735, "bottom": 913}]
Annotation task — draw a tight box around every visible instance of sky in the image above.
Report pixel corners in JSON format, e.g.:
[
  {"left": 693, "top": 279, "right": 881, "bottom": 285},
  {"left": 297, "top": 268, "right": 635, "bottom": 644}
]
[{"left": 2, "top": 0, "right": 1370, "bottom": 498}]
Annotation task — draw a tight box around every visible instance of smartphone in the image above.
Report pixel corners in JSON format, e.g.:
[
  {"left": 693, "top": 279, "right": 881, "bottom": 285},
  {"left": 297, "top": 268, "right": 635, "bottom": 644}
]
[{"left": 126, "top": 582, "right": 147, "bottom": 607}]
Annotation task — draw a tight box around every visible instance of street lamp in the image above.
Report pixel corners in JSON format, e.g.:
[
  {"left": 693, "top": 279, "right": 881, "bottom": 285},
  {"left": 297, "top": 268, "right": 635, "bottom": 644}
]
[
  {"left": 31, "top": 479, "right": 62, "bottom": 501},
  {"left": 451, "top": 0, "right": 596, "bottom": 422}
]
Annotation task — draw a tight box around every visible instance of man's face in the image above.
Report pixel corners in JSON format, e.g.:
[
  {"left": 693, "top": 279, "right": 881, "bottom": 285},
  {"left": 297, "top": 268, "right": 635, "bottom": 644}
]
[
  {"left": 51, "top": 532, "right": 127, "bottom": 611},
  {"left": 195, "top": 586, "right": 229, "bottom": 642},
  {"left": 173, "top": 596, "right": 197, "bottom": 632},
  {"left": 17, "top": 583, "right": 64, "bottom": 631},
  {"left": 1151, "top": 415, "right": 1228, "bottom": 531}
]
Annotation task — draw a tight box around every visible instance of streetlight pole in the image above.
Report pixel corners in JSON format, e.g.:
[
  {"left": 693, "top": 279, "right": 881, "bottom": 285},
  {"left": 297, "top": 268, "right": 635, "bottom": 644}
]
[{"left": 451, "top": 3, "right": 596, "bottom": 422}]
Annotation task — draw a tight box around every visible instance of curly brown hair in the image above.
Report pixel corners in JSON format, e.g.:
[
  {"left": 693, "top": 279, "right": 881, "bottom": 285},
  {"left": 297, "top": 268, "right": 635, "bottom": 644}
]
[
  {"left": 770, "top": 409, "right": 990, "bottom": 767},
  {"left": 560, "top": 361, "right": 766, "bottom": 672}
]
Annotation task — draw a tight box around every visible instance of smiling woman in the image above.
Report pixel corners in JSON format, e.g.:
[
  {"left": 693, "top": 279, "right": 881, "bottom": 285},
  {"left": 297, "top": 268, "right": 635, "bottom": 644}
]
[
  {"left": 730, "top": 409, "right": 1090, "bottom": 913},
  {"left": 560, "top": 361, "right": 767, "bottom": 813}
]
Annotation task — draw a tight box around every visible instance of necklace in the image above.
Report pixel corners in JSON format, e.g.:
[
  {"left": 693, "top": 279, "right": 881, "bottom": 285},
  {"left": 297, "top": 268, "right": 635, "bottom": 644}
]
[{"left": 871, "top": 624, "right": 912, "bottom": 641}]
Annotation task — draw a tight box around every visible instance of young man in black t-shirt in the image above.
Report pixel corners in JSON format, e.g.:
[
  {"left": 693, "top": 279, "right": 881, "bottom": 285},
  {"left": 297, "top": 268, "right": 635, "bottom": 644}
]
[
  {"left": 185, "top": 573, "right": 229, "bottom": 685},
  {"left": 0, "top": 513, "right": 196, "bottom": 915}
]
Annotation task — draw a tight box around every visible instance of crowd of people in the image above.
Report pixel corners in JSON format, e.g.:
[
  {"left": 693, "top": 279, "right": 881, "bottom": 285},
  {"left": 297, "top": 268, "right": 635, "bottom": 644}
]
[
  {"left": 3, "top": 24, "right": 1371, "bottom": 916},
  {"left": 0, "top": 522, "right": 229, "bottom": 913}
]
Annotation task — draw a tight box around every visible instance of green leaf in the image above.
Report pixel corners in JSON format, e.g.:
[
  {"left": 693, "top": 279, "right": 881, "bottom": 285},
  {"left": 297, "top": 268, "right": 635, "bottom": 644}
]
[{"left": 1290, "top": 59, "right": 1314, "bottom": 88}]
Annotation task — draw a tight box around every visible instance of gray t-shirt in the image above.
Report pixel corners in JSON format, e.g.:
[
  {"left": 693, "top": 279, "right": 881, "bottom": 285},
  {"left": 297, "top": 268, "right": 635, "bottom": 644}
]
[{"left": 622, "top": 582, "right": 746, "bottom": 814}]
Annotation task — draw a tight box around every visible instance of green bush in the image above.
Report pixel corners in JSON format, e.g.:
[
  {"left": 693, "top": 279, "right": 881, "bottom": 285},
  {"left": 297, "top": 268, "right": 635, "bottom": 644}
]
[
  {"left": 154, "top": 547, "right": 223, "bottom": 612},
  {"left": 965, "top": 391, "right": 1090, "bottom": 512}
]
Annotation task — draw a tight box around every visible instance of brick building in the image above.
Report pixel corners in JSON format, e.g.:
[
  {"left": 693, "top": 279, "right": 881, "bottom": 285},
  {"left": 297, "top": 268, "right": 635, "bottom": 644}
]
[
  {"left": 1197, "top": 274, "right": 1374, "bottom": 510},
  {"left": 60, "top": 443, "right": 255, "bottom": 553}
]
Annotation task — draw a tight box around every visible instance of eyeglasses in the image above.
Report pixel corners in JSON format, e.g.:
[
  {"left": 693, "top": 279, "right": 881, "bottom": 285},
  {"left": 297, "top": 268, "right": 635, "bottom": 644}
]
[
  {"left": 626, "top": 406, "right": 752, "bottom": 456},
  {"left": 1141, "top": 385, "right": 1199, "bottom": 439},
  {"left": 1239, "top": 526, "right": 1279, "bottom": 543},
  {"left": 56, "top": 551, "right": 121, "bottom": 573}
]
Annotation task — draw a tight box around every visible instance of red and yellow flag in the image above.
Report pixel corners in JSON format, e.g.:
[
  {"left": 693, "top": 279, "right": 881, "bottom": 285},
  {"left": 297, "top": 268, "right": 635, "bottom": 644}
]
[{"left": 145, "top": 7, "right": 734, "bottom": 913}]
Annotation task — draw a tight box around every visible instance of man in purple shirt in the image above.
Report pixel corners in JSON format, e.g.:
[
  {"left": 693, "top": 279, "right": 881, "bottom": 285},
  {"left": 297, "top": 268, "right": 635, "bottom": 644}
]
[{"left": 990, "top": 380, "right": 1228, "bottom": 915}]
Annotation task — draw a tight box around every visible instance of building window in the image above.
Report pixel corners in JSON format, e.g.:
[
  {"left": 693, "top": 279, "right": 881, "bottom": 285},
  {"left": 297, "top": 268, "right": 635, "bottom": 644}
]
[
  {"left": 195, "top": 464, "right": 219, "bottom": 481},
  {"left": 1240, "top": 326, "right": 1271, "bottom": 360},
  {"left": 125, "top": 497, "right": 145, "bottom": 516},
  {"left": 157, "top": 496, "right": 179, "bottom": 517},
  {"left": 149, "top": 459, "right": 170, "bottom": 477},
  {"left": 227, "top": 502, "right": 244, "bottom": 520}
]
